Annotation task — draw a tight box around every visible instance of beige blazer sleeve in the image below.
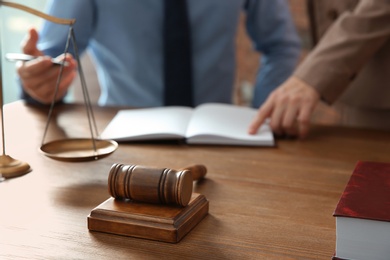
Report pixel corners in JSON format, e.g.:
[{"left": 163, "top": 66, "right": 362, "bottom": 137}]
[{"left": 294, "top": 0, "right": 390, "bottom": 107}]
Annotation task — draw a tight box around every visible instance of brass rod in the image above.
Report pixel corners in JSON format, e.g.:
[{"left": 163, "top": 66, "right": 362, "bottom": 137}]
[{"left": 0, "top": 1, "right": 75, "bottom": 25}]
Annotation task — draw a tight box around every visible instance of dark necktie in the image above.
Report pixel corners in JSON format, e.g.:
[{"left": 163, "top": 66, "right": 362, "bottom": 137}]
[{"left": 163, "top": 0, "right": 194, "bottom": 107}]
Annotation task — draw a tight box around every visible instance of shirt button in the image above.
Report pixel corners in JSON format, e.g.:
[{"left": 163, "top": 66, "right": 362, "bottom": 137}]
[{"left": 327, "top": 9, "right": 339, "bottom": 21}]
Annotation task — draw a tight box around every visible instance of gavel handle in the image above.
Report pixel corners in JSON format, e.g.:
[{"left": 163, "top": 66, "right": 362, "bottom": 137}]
[{"left": 181, "top": 164, "right": 207, "bottom": 181}]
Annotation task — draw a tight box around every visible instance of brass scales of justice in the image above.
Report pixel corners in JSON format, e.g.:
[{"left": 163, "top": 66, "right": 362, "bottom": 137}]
[{"left": 0, "top": 1, "right": 118, "bottom": 179}]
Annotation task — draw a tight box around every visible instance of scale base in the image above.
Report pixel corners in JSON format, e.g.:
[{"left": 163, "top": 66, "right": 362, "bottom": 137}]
[{"left": 0, "top": 155, "right": 31, "bottom": 179}]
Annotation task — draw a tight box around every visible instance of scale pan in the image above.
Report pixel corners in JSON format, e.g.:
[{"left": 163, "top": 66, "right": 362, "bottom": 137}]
[{"left": 40, "top": 138, "right": 118, "bottom": 162}]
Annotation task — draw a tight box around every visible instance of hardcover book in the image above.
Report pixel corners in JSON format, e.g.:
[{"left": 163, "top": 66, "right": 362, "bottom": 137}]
[
  {"left": 333, "top": 161, "right": 390, "bottom": 260},
  {"left": 101, "top": 103, "right": 274, "bottom": 146}
]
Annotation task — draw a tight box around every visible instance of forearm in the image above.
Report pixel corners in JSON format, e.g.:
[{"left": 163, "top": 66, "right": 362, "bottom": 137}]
[
  {"left": 244, "top": 0, "right": 301, "bottom": 107},
  {"left": 294, "top": 0, "right": 390, "bottom": 104},
  {"left": 252, "top": 52, "right": 300, "bottom": 107}
]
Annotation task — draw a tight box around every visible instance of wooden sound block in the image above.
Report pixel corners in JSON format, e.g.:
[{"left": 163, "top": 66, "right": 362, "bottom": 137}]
[{"left": 88, "top": 193, "right": 209, "bottom": 243}]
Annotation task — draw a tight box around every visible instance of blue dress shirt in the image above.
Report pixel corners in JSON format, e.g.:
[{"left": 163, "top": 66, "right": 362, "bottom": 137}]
[{"left": 37, "top": 0, "right": 301, "bottom": 107}]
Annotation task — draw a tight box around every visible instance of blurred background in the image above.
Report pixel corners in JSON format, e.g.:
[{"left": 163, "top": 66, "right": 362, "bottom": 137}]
[
  {"left": 1, "top": 0, "right": 47, "bottom": 104},
  {"left": 1, "top": 0, "right": 314, "bottom": 108}
]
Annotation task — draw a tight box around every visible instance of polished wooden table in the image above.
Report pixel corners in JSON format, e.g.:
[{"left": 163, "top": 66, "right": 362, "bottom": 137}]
[{"left": 1, "top": 101, "right": 389, "bottom": 259}]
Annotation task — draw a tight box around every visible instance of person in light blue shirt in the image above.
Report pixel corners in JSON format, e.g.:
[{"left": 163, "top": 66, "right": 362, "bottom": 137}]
[{"left": 18, "top": 0, "right": 301, "bottom": 108}]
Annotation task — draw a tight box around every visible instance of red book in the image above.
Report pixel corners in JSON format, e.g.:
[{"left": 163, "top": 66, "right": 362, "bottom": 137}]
[{"left": 333, "top": 161, "right": 390, "bottom": 260}]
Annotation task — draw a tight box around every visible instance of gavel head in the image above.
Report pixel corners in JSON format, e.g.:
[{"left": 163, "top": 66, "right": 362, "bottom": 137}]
[{"left": 108, "top": 163, "right": 193, "bottom": 207}]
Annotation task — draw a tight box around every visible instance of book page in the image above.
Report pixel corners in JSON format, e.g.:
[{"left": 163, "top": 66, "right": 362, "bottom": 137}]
[
  {"left": 185, "top": 103, "right": 274, "bottom": 146},
  {"left": 100, "top": 107, "right": 193, "bottom": 141}
]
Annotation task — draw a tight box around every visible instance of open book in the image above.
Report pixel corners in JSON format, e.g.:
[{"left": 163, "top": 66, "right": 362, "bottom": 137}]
[{"left": 101, "top": 103, "right": 274, "bottom": 146}]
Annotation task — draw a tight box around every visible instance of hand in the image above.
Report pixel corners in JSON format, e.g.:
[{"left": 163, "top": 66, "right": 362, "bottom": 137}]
[
  {"left": 17, "top": 28, "right": 77, "bottom": 104},
  {"left": 248, "top": 76, "right": 320, "bottom": 139}
]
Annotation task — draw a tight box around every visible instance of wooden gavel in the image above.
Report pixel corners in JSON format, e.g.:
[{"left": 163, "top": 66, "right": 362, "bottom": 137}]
[{"left": 108, "top": 163, "right": 207, "bottom": 207}]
